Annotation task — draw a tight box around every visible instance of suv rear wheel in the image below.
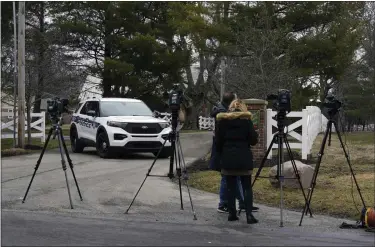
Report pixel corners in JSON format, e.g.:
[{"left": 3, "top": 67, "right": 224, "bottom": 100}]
[
  {"left": 96, "top": 131, "right": 113, "bottom": 158},
  {"left": 70, "top": 127, "right": 84, "bottom": 153}
]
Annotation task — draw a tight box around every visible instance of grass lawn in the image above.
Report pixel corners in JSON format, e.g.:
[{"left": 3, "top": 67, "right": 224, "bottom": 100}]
[
  {"left": 1, "top": 125, "right": 72, "bottom": 157},
  {"left": 180, "top": 129, "right": 211, "bottom": 133},
  {"left": 188, "top": 131, "right": 375, "bottom": 220}
]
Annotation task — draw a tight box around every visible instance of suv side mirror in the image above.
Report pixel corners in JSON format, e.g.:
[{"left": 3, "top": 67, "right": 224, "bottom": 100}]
[{"left": 87, "top": 110, "right": 97, "bottom": 117}]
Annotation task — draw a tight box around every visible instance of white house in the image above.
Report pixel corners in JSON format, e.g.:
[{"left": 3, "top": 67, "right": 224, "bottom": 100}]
[
  {"left": 79, "top": 75, "right": 102, "bottom": 101},
  {"left": 1, "top": 92, "right": 16, "bottom": 122}
]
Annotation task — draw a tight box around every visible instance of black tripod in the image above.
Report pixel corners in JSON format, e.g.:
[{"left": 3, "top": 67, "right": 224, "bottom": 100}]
[
  {"left": 125, "top": 114, "right": 197, "bottom": 220},
  {"left": 252, "top": 111, "right": 313, "bottom": 227},
  {"left": 299, "top": 113, "right": 366, "bottom": 226},
  {"left": 22, "top": 118, "right": 83, "bottom": 209}
]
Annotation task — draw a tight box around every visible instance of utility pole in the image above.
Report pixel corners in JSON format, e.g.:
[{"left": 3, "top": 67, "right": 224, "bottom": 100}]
[
  {"left": 17, "top": 1, "right": 25, "bottom": 148},
  {"left": 13, "top": 1, "right": 18, "bottom": 148}
]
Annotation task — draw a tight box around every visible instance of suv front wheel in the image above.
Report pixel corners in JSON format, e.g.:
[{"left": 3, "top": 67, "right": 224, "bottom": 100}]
[{"left": 96, "top": 131, "right": 114, "bottom": 158}]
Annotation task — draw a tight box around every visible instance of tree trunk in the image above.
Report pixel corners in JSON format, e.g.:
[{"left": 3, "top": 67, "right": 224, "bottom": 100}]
[
  {"left": 102, "top": 4, "right": 113, "bottom": 97},
  {"left": 26, "top": 98, "right": 32, "bottom": 146},
  {"left": 184, "top": 106, "right": 199, "bottom": 130},
  {"left": 183, "top": 95, "right": 204, "bottom": 130},
  {"left": 34, "top": 2, "right": 45, "bottom": 116}
]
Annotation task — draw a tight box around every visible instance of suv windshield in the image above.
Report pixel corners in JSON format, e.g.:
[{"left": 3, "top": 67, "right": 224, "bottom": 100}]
[{"left": 100, "top": 101, "right": 153, "bottom": 117}]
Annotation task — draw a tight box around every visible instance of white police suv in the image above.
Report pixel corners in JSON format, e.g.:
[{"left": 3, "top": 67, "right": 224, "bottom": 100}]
[{"left": 69, "top": 97, "right": 172, "bottom": 158}]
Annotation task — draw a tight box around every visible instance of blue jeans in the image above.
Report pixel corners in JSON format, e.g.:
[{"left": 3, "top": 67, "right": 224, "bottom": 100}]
[
  {"left": 210, "top": 136, "right": 245, "bottom": 207},
  {"left": 219, "top": 175, "right": 244, "bottom": 207}
]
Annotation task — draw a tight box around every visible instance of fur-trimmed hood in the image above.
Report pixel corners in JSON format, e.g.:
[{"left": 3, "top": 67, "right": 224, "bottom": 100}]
[{"left": 216, "top": 111, "right": 252, "bottom": 121}]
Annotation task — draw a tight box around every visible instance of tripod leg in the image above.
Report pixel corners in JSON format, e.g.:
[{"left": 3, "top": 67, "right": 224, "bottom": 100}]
[
  {"left": 57, "top": 129, "right": 74, "bottom": 209},
  {"left": 252, "top": 134, "right": 277, "bottom": 188},
  {"left": 59, "top": 130, "right": 83, "bottom": 201},
  {"left": 168, "top": 137, "right": 175, "bottom": 179},
  {"left": 125, "top": 138, "right": 168, "bottom": 214},
  {"left": 299, "top": 121, "right": 331, "bottom": 226},
  {"left": 328, "top": 121, "right": 332, "bottom": 146},
  {"left": 283, "top": 136, "right": 313, "bottom": 217},
  {"left": 175, "top": 139, "right": 184, "bottom": 210},
  {"left": 22, "top": 128, "right": 54, "bottom": 203},
  {"left": 333, "top": 121, "right": 367, "bottom": 209},
  {"left": 177, "top": 136, "right": 197, "bottom": 220},
  {"left": 278, "top": 132, "right": 284, "bottom": 227},
  {"left": 178, "top": 138, "right": 197, "bottom": 217}
]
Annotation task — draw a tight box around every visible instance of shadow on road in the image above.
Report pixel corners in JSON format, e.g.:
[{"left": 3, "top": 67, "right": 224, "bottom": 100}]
[{"left": 78, "top": 148, "right": 161, "bottom": 160}]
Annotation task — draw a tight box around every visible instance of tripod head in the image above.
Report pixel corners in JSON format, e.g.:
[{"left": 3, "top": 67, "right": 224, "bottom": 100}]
[
  {"left": 275, "top": 110, "right": 288, "bottom": 132},
  {"left": 323, "top": 87, "right": 342, "bottom": 121},
  {"left": 50, "top": 116, "right": 63, "bottom": 140},
  {"left": 50, "top": 117, "right": 62, "bottom": 126},
  {"left": 267, "top": 89, "right": 291, "bottom": 135}
]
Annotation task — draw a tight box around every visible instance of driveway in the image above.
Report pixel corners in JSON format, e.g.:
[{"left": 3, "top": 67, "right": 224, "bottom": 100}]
[
  {"left": 2, "top": 132, "right": 374, "bottom": 246},
  {"left": 2, "top": 132, "right": 213, "bottom": 214}
]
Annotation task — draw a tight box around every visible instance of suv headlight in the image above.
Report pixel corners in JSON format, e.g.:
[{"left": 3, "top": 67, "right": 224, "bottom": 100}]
[
  {"left": 107, "top": 121, "right": 128, "bottom": 129},
  {"left": 158, "top": 122, "right": 170, "bottom": 129}
]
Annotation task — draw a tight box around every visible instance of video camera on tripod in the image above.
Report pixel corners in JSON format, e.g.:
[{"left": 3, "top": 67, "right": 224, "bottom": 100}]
[
  {"left": 299, "top": 88, "right": 367, "bottom": 226},
  {"left": 23, "top": 96, "right": 83, "bottom": 209},
  {"left": 252, "top": 88, "right": 313, "bottom": 227},
  {"left": 163, "top": 85, "right": 185, "bottom": 131},
  {"left": 267, "top": 89, "right": 292, "bottom": 116},
  {"left": 46, "top": 98, "right": 69, "bottom": 120},
  {"left": 322, "top": 89, "right": 342, "bottom": 116},
  {"left": 125, "top": 85, "right": 197, "bottom": 220}
]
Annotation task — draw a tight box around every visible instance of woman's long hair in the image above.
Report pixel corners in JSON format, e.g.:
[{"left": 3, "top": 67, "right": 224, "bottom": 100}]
[{"left": 228, "top": 99, "right": 248, "bottom": 112}]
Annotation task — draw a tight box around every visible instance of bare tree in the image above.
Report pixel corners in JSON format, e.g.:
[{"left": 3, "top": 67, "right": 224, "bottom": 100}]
[
  {"left": 364, "top": 2, "right": 375, "bottom": 78},
  {"left": 223, "top": 6, "right": 296, "bottom": 100},
  {"left": 1, "top": 2, "right": 87, "bottom": 146}
]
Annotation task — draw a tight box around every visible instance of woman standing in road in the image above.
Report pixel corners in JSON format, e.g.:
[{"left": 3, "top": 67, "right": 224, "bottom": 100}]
[{"left": 215, "top": 99, "right": 259, "bottom": 224}]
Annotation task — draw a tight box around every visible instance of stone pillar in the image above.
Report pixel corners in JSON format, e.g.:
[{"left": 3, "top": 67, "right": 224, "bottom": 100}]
[{"left": 243, "top": 99, "right": 268, "bottom": 168}]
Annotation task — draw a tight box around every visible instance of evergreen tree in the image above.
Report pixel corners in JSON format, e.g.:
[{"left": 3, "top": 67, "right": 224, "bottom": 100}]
[{"left": 55, "top": 1, "right": 187, "bottom": 102}]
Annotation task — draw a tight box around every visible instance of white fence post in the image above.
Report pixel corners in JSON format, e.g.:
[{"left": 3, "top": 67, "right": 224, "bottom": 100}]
[
  {"left": 319, "top": 108, "right": 323, "bottom": 133},
  {"left": 266, "top": 109, "right": 274, "bottom": 159},
  {"left": 301, "top": 108, "right": 309, "bottom": 160},
  {"left": 41, "top": 111, "right": 46, "bottom": 143}
]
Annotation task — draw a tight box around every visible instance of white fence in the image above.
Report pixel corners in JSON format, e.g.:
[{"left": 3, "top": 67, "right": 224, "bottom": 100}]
[
  {"left": 198, "top": 116, "right": 215, "bottom": 130},
  {"left": 266, "top": 106, "right": 322, "bottom": 160},
  {"left": 350, "top": 124, "right": 375, "bottom": 131},
  {"left": 157, "top": 112, "right": 172, "bottom": 123},
  {"left": 321, "top": 114, "right": 336, "bottom": 133},
  {"left": 1, "top": 112, "right": 46, "bottom": 143},
  {"left": 175, "top": 105, "right": 324, "bottom": 160},
  {"left": 155, "top": 112, "right": 215, "bottom": 130}
]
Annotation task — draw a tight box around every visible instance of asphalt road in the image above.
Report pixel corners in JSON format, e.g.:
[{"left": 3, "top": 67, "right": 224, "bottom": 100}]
[
  {"left": 3, "top": 210, "right": 373, "bottom": 247},
  {"left": 2, "top": 132, "right": 374, "bottom": 246}
]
